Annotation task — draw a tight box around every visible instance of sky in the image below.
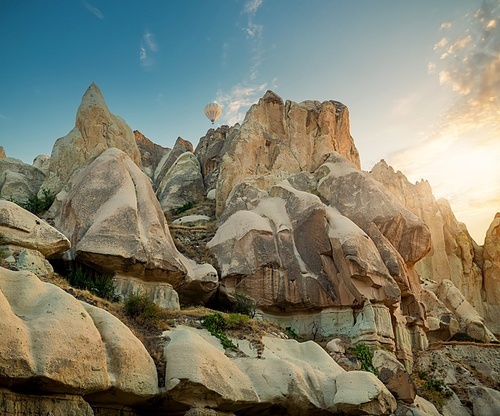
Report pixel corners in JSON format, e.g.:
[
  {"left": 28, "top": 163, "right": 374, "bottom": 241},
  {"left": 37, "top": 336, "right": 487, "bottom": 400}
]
[{"left": 0, "top": 0, "right": 498, "bottom": 243}]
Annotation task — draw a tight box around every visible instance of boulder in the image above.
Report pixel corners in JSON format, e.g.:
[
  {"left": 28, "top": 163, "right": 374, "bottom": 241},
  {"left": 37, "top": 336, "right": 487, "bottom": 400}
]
[
  {"left": 435, "top": 279, "right": 496, "bottom": 343},
  {"left": 156, "top": 152, "right": 206, "bottom": 214},
  {"left": 32, "top": 154, "right": 50, "bottom": 175},
  {"left": 0, "top": 157, "right": 45, "bottom": 202},
  {"left": 420, "top": 286, "right": 459, "bottom": 342},
  {"left": 154, "top": 136, "right": 193, "bottom": 189},
  {"left": 372, "top": 349, "right": 416, "bottom": 403},
  {"left": 134, "top": 130, "right": 168, "bottom": 182},
  {"left": 468, "top": 386, "right": 500, "bottom": 416},
  {"left": 215, "top": 90, "right": 360, "bottom": 216},
  {"left": 113, "top": 276, "right": 180, "bottom": 310},
  {"left": 41, "top": 83, "right": 141, "bottom": 195},
  {"left": 333, "top": 370, "right": 397, "bottom": 415},
  {"left": 483, "top": 213, "right": 500, "bottom": 335},
  {"left": 0, "top": 200, "right": 70, "bottom": 258},
  {"left": 0, "top": 266, "right": 158, "bottom": 402},
  {"left": 162, "top": 325, "right": 346, "bottom": 414},
  {"left": 53, "top": 148, "right": 187, "bottom": 285}
]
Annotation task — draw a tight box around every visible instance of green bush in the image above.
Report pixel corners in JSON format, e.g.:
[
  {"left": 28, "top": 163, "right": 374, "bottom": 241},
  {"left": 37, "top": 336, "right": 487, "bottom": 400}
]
[
  {"left": 225, "top": 313, "right": 250, "bottom": 329},
  {"left": 173, "top": 201, "right": 194, "bottom": 216},
  {"left": 125, "top": 292, "right": 163, "bottom": 320},
  {"left": 66, "top": 262, "right": 117, "bottom": 301},
  {"left": 9, "top": 188, "right": 55, "bottom": 215},
  {"left": 232, "top": 291, "right": 257, "bottom": 317},
  {"left": 202, "top": 312, "right": 237, "bottom": 350},
  {"left": 354, "top": 343, "right": 377, "bottom": 374}
]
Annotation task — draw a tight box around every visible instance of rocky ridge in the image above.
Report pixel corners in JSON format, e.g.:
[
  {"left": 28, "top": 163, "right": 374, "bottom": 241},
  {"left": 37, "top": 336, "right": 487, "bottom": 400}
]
[{"left": 0, "top": 84, "right": 499, "bottom": 415}]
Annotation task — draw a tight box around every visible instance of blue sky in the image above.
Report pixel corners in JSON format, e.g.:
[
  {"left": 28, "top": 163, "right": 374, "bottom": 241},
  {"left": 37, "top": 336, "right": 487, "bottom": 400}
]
[{"left": 1, "top": 0, "right": 498, "bottom": 242}]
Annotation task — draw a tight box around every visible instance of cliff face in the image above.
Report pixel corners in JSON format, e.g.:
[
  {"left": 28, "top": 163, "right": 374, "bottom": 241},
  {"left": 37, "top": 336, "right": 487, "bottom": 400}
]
[{"left": 1, "top": 84, "right": 499, "bottom": 415}]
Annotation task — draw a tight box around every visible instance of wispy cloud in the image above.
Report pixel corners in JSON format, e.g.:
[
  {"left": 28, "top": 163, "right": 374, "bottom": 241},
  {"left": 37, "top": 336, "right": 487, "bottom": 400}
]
[
  {"left": 215, "top": 0, "right": 268, "bottom": 125},
  {"left": 140, "top": 31, "right": 158, "bottom": 68},
  {"left": 83, "top": 1, "right": 104, "bottom": 20},
  {"left": 387, "top": 0, "right": 500, "bottom": 241},
  {"left": 216, "top": 82, "right": 267, "bottom": 126}
]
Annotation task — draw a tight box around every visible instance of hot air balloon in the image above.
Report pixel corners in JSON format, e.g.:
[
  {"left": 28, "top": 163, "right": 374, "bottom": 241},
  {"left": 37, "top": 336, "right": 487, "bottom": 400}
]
[{"left": 204, "top": 102, "right": 222, "bottom": 124}]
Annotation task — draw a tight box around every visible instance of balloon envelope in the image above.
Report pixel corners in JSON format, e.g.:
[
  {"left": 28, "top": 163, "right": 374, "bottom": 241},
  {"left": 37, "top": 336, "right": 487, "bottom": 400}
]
[{"left": 204, "top": 102, "right": 222, "bottom": 123}]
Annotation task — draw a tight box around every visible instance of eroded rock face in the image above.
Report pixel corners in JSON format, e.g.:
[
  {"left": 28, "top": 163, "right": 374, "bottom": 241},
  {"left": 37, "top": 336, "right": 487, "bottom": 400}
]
[
  {"left": 370, "top": 160, "right": 485, "bottom": 318},
  {"left": 32, "top": 155, "right": 50, "bottom": 175},
  {"left": 161, "top": 325, "right": 396, "bottom": 415},
  {"left": 0, "top": 157, "right": 45, "bottom": 202},
  {"left": 134, "top": 130, "right": 168, "bottom": 182},
  {"left": 53, "top": 148, "right": 187, "bottom": 285},
  {"left": 215, "top": 91, "right": 360, "bottom": 216},
  {"left": 156, "top": 152, "right": 206, "bottom": 214},
  {"left": 483, "top": 213, "right": 500, "bottom": 335},
  {"left": 0, "top": 200, "right": 70, "bottom": 258},
  {"left": 154, "top": 136, "right": 193, "bottom": 189},
  {"left": 41, "top": 83, "right": 141, "bottom": 195},
  {"left": 0, "top": 267, "right": 158, "bottom": 402},
  {"left": 0, "top": 146, "right": 5, "bottom": 159}
]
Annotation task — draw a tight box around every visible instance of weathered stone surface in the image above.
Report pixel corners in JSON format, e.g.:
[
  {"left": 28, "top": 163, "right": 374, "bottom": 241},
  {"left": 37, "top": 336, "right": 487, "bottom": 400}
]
[
  {"left": 53, "top": 148, "right": 187, "bottom": 285},
  {"left": 334, "top": 371, "right": 397, "bottom": 415},
  {"left": 215, "top": 91, "right": 360, "bottom": 216},
  {"left": 134, "top": 130, "right": 168, "bottom": 181},
  {"left": 12, "top": 247, "right": 54, "bottom": 277},
  {"left": 162, "top": 325, "right": 347, "bottom": 414},
  {"left": 420, "top": 286, "right": 459, "bottom": 342},
  {"left": 154, "top": 136, "right": 193, "bottom": 189},
  {"left": 113, "top": 276, "right": 180, "bottom": 310},
  {"left": 156, "top": 152, "right": 206, "bottom": 214},
  {"left": 0, "top": 388, "right": 94, "bottom": 416},
  {"left": 0, "top": 200, "right": 70, "bottom": 258},
  {"left": 469, "top": 386, "right": 500, "bottom": 416},
  {"left": 194, "top": 124, "right": 239, "bottom": 191},
  {"left": 483, "top": 213, "right": 500, "bottom": 335},
  {"left": 41, "top": 83, "right": 141, "bottom": 195},
  {"left": 372, "top": 349, "right": 416, "bottom": 403},
  {"left": 434, "top": 279, "right": 496, "bottom": 343},
  {"left": 0, "top": 266, "right": 158, "bottom": 401},
  {"left": 32, "top": 154, "right": 50, "bottom": 175},
  {"left": 0, "top": 157, "right": 45, "bottom": 202},
  {"left": 0, "top": 146, "right": 5, "bottom": 159},
  {"left": 370, "top": 160, "right": 485, "bottom": 318}
]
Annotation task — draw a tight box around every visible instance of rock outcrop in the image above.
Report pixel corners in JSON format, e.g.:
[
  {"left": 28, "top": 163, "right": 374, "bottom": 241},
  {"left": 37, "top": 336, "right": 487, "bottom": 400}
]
[
  {"left": 134, "top": 130, "right": 169, "bottom": 181},
  {"left": 0, "top": 146, "right": 5, "bottom": 159},
  {"left": 51, "top": 147, "right": 217, "bottom": 305},
  {"left": 41, "top": 83, "right": 141, "bottom": 195},
  {"left": 154, "top": 136, "right": 193, "bottom": 189},
  {"left": 0, "top": 157, "right": 45, "bottom": 202},
  {"left": 0, "top": 267, "right": 158, "bottom": 404},
  {"left": 483, "top": 213, "right": 500, "bottom": 335},
  {"left": 215, "top": 91, "right": 360, "bottom": 216}
]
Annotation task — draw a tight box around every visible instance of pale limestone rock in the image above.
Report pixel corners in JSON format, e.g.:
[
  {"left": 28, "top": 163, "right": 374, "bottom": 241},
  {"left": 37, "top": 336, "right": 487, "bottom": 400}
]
[
  {"left": 370, "top": 160, "right": 485, "bottom": 318},
  {"left": 0, "top": 200, "right": 70, "bottom": 258},
  {"left": 435, "top": 279, "right": 496, "bottom": 343},
  {"left": 41, "top": 83, "right": 141, "bottom": 195},
  {"left": 163, "top": 326, "right": 345, "bottom": 414},
  {"left": 372, "top": 349, "right": 416, "bottom": 403},
  {"left": 412, "top": 395, "right": 441, "bottom": 416},
  {"left": 154, "top": 136, "right": 193, "bottom": 188},
  {"left": 0, "top": 388, "right": 93, "bottom": 416},
  {"left": 15, "top": 248, "right": 54, "bottom": 277},
  {"left": 113, "top": 276, "right": 180, "bottom": 310},
  {"left": 163, "top": 326, "right": 259, "bottom": 408},
  {"left": 469, "top": 386, "right": 500, "bottom": 416},
  {"left": 420, "top": 286, "right": 459, "bottom": 342},
  {"left": 0, "top": 157, "right": 45, "bottom": 202},
  {"left": 483, "top": 213, "right": 500, "bottom": 335},
  {"left": 0, "top": 266, "right": 158, "bottom": 401},
  {"left": 53, "top": 148, "right": 187, "bottom": 285},
  {"left": 32, "top": 154, "right": 50, "bottom": 175},
  {"left": 172, "top": 215, "right": 210, "bottom": 225},
  {"left": 81, "top": 303, "right": 159, "bottom": 404},
  {"left": 215, "top": 91, "right": 360, "bottom": 216},
  {"left": 0, "top": 146, "right": 5, "bottom": 159},
  {"left": 441, "top": 393, "right": 473, "bottom": 416},
  {"left": 156, "top": 151, "right": 205, "bottom": 214},
  {"left": 333, "top": 370, "right": 397, "bottom": 415},
  {"left": 326, "top": 338, "right": 345, "bottom": 354}
]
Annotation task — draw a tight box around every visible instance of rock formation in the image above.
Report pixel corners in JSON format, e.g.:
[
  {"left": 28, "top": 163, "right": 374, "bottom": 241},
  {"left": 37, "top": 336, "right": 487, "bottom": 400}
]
[
  {"left": 482, "top": 213, "right": 500, "bottom": 334},
  {"left": 0, "top": 146, "right": 6, "bottom": 159},
  {"left": 41, "top": 83, "right": 141, "bottom": 195},
  {"left": 154, "top": 136, "right": 193, "bottom": 189},
  {"left": 214, "top": 90, "right": 360, "bottom": 216},
  {"left": 134, "top": 129, "right": 169, "bottom": 181},
  {"left": 0, "top": 157, "right": 45, "bottom": 202}
]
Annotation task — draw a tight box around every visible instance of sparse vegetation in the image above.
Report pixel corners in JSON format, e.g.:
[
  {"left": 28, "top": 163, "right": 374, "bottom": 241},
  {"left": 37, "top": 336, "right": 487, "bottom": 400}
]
[
  {"left": 9, "top": 187, "right": 55, "bottom": 215},
  {"left": 124, "top": 292, "right": 170, "bottom": 330},
  {"left": 172, "top": 201, "right": 195, "bottom": 216},
  {"left": 417, "top": 371, "right": 454, "bottom": 405},
  {"left": 232, "top": 291, "right": 257, "bottom": 317},
  {"left": 201, "top": 312, "right": 237, "bottom": 350},
  {"left": 65, "top": 262, "right": 118, "bottom": 301},
  {"left": 353, "top": 343, "right": 377, "bottom": 374}
]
